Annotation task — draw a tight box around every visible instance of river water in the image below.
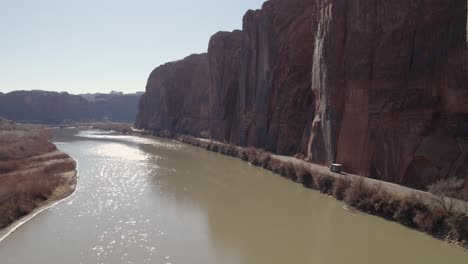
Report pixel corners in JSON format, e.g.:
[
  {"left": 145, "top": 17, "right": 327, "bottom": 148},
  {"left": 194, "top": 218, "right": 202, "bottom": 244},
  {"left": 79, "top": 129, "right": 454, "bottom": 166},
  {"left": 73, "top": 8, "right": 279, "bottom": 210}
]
[{"left": 0, "top": 128, "right": 467, "bottom": 264}]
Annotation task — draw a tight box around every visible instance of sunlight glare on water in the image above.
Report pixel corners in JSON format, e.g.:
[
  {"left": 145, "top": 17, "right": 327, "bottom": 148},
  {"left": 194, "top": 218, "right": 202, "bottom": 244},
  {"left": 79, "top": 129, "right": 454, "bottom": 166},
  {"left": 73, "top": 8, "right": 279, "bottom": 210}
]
[
  {"left": 91, "top": 143, "right": 149, "bottom": 161},
  {"left": 77, "top": 130, "right": 181, "bottom": 150}
]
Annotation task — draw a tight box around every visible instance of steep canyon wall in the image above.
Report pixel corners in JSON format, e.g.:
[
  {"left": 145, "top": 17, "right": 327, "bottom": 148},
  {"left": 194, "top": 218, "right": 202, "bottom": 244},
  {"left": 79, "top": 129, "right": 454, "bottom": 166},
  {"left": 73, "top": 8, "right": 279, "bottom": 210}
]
[{"left": 136, "top": 0, "right": 468, "bottom": 189}]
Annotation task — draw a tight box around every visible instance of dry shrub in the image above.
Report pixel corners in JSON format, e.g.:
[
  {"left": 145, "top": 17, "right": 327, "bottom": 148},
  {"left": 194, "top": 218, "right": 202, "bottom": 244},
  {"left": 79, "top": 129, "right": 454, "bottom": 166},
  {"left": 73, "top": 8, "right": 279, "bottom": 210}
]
[
  {"left": 393, "top": 196, "right": 420, "bottom": 227},
  {"left": 333, "top": 177, "right": 351, "bottom": 200},
  {"left": 0, "top": 130, "right": 56, "bottom": 161},
  {"left": 263, "top": 159, "right": 296, "bottom": 181},
  {"left": 240, "top": 148, "right": 272, "bottom": 168},
  {"left": 44, "top": 161, "right": 76, "bottom": 174},
  {"left": 226, "top": 145, "right": 238, "bottom": 157},
  {"left": 391, "top": 194, "right": 447, "bottom": 232},
  {"left": 275, "top": 162, "right": 288, "bottom": 178},
  {"left": 316, "top": 174, "right": 335, "bottom": 194},
  {"left": 267, "top": 158, "right": 284, "bottom": 175},
  {"left": 230, "top": 146, "right": 240, "bottom": 158},
  {"left": 198, "top": 141, "right": 209, "bottom": 149},
  {"left": 210, "top": 143, "right": 219, "bottom": 153},
  {"left": 282, "top": 162, "right": 296, "bottom": 181},
  {"left": 0, "top": 193, "right": 45, "bottom": 229},
  {"left": 180, "top": 136, "right": 194, "bottom": 146},
  {"left": 366, "top": 188, "right": 402, "bottom": 220},
  {"left": 206, "top": 142, "right": 237, "bottom": 157},
  {"left": 413, "top": 208, "right": 446, "bottom": 233},
  {"left": 447, "top": 215, "right": 468, "bottom": 242},
  {"left": 302, "top": 172, "right": 315, "bottom": 189},
  {"left": 205, "top": 142, "right": 213, "bottom": 151},
  {"left": 0, "top": 175, "right": 62, "bottom": 229},
  {"left": 238, "top": 149, "right": 249, "bottom": 161},
  {"left": 428, "top": 177, "right": 465, "bottom": 214},
  {"left": 342, "top": 180, "right": 441, "bottom": 228},
  {"left": 0, "top": 160, "right": 21, "bottom": 175},
  {"left": 344, "top": 177, "right": 372, "bottom": 207},
  {"left": 294, "top": 164, "right": 311, "bottom": 185},
  {"left": 217, "top": 144, "right": 228, "bottom": 155},
  {"left": 0, "top": 196, "right": 18, "bottom": 228},
  {"left": 258, "top": 152, "right": 271, "bottom": 168},
  {"left": 245, "top": 148, "right": 259, "bottom": 165}
]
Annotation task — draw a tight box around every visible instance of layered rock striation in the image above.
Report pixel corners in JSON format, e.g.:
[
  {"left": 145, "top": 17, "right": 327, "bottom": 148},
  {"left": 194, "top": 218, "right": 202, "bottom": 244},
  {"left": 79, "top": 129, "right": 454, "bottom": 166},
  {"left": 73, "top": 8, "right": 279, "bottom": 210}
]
[{"left": 136, "top": 0, "right": 468, "bottom": 190}]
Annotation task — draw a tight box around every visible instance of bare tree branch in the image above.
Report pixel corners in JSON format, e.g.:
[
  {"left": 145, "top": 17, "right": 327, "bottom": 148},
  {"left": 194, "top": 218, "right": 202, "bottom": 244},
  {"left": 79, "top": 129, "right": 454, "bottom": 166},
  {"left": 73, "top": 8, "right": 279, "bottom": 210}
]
[{"left": 427, "top": 177, "right": 465, "bottom": 215}]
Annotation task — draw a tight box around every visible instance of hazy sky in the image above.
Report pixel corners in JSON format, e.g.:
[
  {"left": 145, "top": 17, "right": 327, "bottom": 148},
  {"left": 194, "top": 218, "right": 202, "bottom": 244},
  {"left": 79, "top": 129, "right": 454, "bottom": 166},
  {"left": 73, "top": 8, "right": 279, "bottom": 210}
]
[{"left": 0, "top": 0, "right": 265, "bottom": 94}]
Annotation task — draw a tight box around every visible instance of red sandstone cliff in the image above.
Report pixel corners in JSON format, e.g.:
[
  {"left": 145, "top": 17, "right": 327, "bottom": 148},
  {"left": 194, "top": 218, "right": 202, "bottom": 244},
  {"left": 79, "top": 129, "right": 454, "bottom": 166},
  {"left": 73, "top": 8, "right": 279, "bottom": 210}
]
[
  {"left": 137, "top": 0, "right": 317, "bottom": 154},
  {"left": 234, "top": 0, "right": 316, "bottom": 155},
  {"left": 136, "top": 54, "right": 211, "bottom": 136},
  {"left": 309, "top": 0, "right": 468, "bottom": 188},
  {"left": 136, "top": 0, "right": 467, "bottom": 190},
  {"left": 207, "top": 30, "right": 243, "bottom": 142}
]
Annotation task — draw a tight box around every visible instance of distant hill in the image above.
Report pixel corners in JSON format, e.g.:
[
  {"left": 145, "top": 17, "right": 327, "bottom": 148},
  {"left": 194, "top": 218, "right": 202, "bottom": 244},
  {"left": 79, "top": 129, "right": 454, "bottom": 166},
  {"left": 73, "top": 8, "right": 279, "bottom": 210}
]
[
  {"left": 79, "top": 91, "right": 144, "bottom": 102},
  {"left": 0, "top": 90, "right": 142, "bottom": 124}
]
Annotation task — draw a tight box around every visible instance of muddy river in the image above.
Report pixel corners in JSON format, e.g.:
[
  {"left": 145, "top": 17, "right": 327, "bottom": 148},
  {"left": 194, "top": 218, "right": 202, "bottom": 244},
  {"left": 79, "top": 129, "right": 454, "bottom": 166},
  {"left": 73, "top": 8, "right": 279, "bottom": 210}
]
[{"left": 0, "top": 129, "right": 467, "bottom": 264}]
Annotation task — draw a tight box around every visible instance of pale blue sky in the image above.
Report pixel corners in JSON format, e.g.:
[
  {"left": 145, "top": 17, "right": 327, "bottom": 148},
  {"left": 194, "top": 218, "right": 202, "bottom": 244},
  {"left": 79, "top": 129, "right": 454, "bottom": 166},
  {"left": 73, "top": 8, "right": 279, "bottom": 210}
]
[{"left": 0, "top": 0, "right": 265, "bottom": 94}]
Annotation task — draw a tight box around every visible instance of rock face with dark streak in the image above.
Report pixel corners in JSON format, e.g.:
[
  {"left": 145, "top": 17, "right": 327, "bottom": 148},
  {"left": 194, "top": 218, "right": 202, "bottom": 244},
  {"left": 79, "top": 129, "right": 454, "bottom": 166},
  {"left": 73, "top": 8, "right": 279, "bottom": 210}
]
[
  {"left": 136, "top": 0, "right": 468, "bottom": 189},
  {"left": 233, "top": 0, "right": 316, "bottom": 154},
  {"left": 207, "top": 30, "right": 243, "bottom": 141},
  {"left": 309, "top": 0, "right": 468, "bottom": 188}
]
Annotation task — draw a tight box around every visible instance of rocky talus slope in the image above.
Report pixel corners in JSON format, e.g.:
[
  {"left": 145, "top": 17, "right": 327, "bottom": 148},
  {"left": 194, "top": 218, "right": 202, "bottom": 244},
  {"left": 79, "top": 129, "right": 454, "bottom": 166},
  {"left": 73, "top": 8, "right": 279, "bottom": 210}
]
[{"left": 136, "top": 0, "right": 468, "bottom": 192}]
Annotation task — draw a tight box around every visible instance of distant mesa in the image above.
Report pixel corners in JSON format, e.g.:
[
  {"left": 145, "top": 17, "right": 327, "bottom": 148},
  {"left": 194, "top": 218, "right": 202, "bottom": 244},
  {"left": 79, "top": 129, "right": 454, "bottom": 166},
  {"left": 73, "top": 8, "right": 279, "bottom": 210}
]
[
  {"left": 0, "top": 90, "right": 143, "bottom": 124},
  {"left": 79, "top": 91, "right": 143, "bottom": 102}
]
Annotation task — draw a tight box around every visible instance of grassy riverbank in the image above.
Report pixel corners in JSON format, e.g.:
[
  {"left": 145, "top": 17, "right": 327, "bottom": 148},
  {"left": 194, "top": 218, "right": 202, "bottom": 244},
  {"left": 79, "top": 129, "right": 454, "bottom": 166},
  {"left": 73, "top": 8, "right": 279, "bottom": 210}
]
[{"left": 0, "top": 119, "right": 77, "bottom": 230}]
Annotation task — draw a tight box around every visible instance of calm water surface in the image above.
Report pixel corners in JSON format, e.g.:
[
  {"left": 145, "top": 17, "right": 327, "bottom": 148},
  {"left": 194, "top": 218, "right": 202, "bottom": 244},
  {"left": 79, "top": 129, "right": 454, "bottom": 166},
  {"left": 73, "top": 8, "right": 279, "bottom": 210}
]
[{"left": 0, "top": 128, "right": 467, "bottom": 264}]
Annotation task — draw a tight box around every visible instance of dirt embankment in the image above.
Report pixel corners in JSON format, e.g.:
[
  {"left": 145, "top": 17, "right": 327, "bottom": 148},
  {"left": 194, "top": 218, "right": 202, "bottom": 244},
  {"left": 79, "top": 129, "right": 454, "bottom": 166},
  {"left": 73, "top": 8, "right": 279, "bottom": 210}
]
[{"left": 0, "top": 119, "right": 77, "bottom": 230}]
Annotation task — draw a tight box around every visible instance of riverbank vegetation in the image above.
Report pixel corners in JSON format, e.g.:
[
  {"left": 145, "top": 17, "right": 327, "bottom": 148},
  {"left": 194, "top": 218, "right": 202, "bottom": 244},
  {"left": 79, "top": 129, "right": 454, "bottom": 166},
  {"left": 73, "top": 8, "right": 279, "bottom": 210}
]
[
  {"left": 90, "top": 122, "right": 133, "bottom": 134},
  {"left": 0, "top": 174, "right": 63, "bottom": 229},
  {"left": 50, "top": 122, "right": 134, "bottom": 135},
  {"left": 0, "top": 120, "right": 56, "bottom": 173},
  {"left": 177, "top": 135, "right": 468, "bottom": 248},
  {"left": 0, "top": 119, "right": 77, "bottom": 229}
]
